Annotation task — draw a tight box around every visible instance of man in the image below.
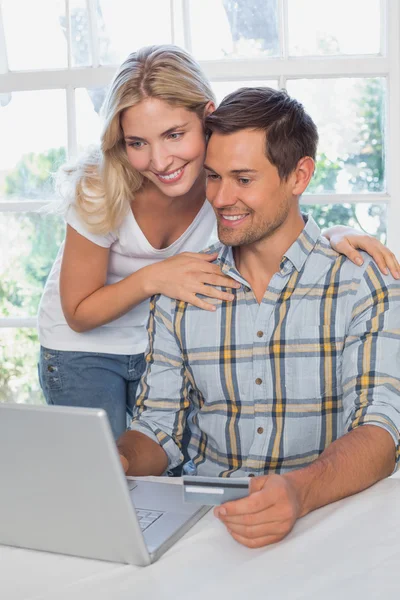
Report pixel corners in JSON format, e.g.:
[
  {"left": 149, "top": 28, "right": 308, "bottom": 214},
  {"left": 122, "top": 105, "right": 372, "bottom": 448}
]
[{"left": 118, "top": 87, "right": 400, "bottom": 549}]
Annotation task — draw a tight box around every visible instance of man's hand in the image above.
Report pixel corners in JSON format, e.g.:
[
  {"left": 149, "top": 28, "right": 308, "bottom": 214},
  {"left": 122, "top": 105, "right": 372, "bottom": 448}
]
[{"left": 214, "top": 474, "right": 301, "bottom": 548}]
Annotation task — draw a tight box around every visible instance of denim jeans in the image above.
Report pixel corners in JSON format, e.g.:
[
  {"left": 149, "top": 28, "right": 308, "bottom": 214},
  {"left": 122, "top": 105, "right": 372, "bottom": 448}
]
[{"left": 38, "top": 346, "right": 146, "bottom": 440}]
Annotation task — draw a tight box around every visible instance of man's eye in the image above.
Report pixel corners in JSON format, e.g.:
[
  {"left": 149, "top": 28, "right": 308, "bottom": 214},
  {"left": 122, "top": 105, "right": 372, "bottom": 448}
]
[
  {"left": 239, "top": 178, "right": 251, "bottom": 185},
  {"left": 168, "top": 132, "right": 184, "bottom": 140},
  {"left": 206, "top": 173, "right": 220, "bottom": 180}
]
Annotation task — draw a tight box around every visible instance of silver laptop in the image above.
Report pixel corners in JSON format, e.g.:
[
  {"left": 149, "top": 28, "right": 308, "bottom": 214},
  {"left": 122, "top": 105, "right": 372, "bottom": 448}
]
[{"left": 0, "top": 403, "right": 208, "bottom": 566}]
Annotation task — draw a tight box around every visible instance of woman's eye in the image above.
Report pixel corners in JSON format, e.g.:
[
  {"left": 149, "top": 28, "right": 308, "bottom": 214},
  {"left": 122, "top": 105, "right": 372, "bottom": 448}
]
[{"left": 127, "top": 141, "right": 145, "bottom": 149}]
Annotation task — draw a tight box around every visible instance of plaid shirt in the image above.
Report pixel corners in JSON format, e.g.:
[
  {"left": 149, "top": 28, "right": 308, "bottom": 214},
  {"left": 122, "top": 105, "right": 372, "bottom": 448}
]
[{"left": 131, "top": 216, "right": 400, "bottom": 477}]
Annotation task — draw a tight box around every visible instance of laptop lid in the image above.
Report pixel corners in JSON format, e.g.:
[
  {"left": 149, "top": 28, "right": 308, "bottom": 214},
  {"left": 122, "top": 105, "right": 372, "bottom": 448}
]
[{"left": 0, "top": 403, "right": 151, "bottom": 566}]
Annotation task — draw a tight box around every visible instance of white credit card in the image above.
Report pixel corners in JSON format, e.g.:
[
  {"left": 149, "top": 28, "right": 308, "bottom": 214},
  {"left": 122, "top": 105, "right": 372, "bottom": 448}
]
[{"left": 182, "top": 475, "right": 250, "bottom": 505}]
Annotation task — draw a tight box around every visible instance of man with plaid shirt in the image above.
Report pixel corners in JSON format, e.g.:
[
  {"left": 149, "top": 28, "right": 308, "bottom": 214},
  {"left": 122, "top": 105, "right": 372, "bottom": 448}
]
[{"left": 118, "top": 87, "right": 400, "bottom": 548}]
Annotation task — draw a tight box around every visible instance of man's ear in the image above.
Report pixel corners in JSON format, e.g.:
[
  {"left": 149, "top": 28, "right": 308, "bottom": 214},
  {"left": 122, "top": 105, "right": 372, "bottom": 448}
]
[{"left": 292, "top": 157, "right": 315, "bottom": 196}]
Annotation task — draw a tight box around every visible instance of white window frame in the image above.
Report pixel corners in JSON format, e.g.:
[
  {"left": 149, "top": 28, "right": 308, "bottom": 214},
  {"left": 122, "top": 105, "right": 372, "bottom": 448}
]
[{"left": 0, "top": 0, "right": 399, "bottom": 331}]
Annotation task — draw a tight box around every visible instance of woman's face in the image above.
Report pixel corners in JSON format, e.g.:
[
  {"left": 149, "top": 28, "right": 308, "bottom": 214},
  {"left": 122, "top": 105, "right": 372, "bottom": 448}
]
[{"left": 121, "top": 98, "right": 211, "bottom": 197}]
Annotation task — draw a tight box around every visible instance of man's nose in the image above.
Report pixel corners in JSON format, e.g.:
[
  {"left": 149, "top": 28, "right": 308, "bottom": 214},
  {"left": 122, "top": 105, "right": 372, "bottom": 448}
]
[{"left": 211, "top": 181, "right": 236, "bottom": 208}]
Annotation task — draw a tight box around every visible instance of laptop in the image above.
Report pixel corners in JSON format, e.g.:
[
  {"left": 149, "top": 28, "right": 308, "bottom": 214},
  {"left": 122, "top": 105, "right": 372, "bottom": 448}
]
[{"left": 0, "top": 403, "right": 208, "bottom": 566}]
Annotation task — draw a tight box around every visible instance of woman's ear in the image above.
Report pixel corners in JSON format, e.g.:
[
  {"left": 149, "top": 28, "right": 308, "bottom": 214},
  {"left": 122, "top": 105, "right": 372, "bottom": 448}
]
[{"left": 204, "top": 101, "right": 216, "bottom": 117}]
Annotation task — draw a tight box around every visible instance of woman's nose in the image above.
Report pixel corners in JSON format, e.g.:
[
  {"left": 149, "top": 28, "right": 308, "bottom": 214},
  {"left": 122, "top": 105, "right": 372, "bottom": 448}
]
[{"left": 150, "top": 146, "right": 173, "bottom": 173}]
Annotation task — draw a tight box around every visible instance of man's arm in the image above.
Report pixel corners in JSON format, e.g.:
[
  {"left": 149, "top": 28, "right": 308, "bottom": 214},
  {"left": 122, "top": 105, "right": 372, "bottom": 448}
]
[
  {"left": 285, "top": 424, "right": 395, "bottom": 515},
  {"left": 215, "top": 262, "right": 400, "bottom": 548},
  {"left": 117, "top": 295, "right": 190, "bottom": 476},
  {"left": 215, "top": 424, "right": 394, "bottom": 548},
  {"left": 117, "top": 431, "right": 168, "bottom": 476}
]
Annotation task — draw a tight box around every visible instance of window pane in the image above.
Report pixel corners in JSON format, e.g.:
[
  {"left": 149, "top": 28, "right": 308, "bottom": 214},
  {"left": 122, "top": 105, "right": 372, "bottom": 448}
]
[
  {"left": 0, "top": 328, "right": 43, "bottom": 404},
  {"left": 212, "top": 80, "right": 278, "bottom": 105},
  {"left": 0, "top": 91, "right": 67, "bottom": 200},
  {"left": 189, "top": 0, "right": 279, "bottom": 60},
  {"left": 96, "top": 0, "right": 172, "bottom": 66},
  {"left": 76, "top": 87, "right": 108, "bottom": 152},
  {"left": 0, "top": 213, "right": 65, "bottom": 318},
  {"left": 288, "top": 0, "right": 381, "bottom": 56},
  {"left": 302, "top": 203, "right": 387, "bottom": 242},
  {"left": 2, "top": 0, "right": 67, "bottom": 70},
  {"left": 69, "top": 0, "right": 92, "bottom": 68},
  {"left": 287, "top": 78, "right": 385, "bottom": 194}
]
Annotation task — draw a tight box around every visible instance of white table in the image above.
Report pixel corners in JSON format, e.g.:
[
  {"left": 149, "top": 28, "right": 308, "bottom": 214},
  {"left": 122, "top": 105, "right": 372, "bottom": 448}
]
[{"left": 2, "top": 474, "right": 400, "bottom": 600}]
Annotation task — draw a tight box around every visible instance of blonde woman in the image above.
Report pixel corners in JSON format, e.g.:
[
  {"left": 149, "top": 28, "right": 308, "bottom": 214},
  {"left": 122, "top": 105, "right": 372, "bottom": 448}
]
[{"left": 38, "top": 45, "right": 399, "bottom": 439}]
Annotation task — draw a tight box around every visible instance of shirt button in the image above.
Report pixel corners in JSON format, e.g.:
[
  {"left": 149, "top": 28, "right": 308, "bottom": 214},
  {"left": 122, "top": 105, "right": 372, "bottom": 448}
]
[
  {"left": 47, "top": 365, "right": 56, "bottom": 372},
  {"left": 248, "top": 473, "right": 255, "bottom": 477},
  {"left": 255, "top": 378, "right": 262, "bottom": 385},
  {"left": 257, "top": 427, "right": 264, "bottom": 434},
  {"left": 257, "top": 331, "right": 264, "bottom": 338}
]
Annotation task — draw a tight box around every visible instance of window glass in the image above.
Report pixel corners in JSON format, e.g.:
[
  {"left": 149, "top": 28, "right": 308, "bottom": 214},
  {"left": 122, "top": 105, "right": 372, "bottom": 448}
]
[
  {"left": 189, "top": 0, "right": 279, "bottom": 59},
  {"left": 2, "top": 0, "right": 67, "bottom": 70},
  {"left": 288, "top": 78, "right": 385, "bottom": 194},
  {"left": 76, "top": 86, "right": 108, "bottom": 152},
  {"left": 288, "top": 0, "right": 381, "bottom": 56},
  {"left": 0, "top": 213, "right": 65, "bottom": 318},
  {"left": 303, "top": 203, "right": 387, "bottom": 243},
  {"left": 69, "top": 0, "right": 92, "bottom": 67},
  {"left": 0, "top": 90, "right": 67, "bottom": 200},
  {"left": 96, "top": 0, "right": 172, "bottom": 65},
  {"left": 0, "top": 328, "right": 43, "bottom": 404}
]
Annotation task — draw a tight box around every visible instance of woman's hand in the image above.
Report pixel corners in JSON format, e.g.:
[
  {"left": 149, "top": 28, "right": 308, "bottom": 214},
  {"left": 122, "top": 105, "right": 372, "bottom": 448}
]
[
  {"left": 146, "top": 252, "right": 241, "bottom": 311},
  {"left": 323, "top": 226, "right": 400, "bottom": 279}
]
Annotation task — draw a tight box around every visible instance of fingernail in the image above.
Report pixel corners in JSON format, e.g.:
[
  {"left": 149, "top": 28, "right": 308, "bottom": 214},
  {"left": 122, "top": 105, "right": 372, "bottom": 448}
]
[
  {"left": 395, "top": 271, "right": 400, "bottom": 279},
  {"left": 384, "top": 268, "right": 389, "bottom": 275},
  {"left": 228, "top": 294, "right": 234, "bottom": 300},
  {"left": 217, "top": 507, "right": 226, "bottom": 518},
  {"left": 355, "top": 257, "right": 363, "bottom": 266}
]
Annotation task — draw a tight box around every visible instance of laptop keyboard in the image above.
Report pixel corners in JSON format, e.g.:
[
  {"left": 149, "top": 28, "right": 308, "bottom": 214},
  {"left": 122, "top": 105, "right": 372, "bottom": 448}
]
[{"left": 136, "top": 509, "right": 164, "bottom": 532}]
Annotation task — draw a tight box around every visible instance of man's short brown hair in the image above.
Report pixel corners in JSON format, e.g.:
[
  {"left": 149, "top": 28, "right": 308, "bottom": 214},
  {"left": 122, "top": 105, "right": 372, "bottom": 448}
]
[{"left": 205, "top": 87, "right": 318, "bottom": 180}]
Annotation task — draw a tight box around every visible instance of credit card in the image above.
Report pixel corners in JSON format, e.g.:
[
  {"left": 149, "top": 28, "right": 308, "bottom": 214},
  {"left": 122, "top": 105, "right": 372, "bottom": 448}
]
[{"left": 182, "top": 475, "right": 250, "bottom": 505}]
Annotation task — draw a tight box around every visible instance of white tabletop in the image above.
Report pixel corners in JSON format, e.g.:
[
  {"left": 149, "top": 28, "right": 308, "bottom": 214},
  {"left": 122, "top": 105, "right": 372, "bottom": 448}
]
[{"left": 2, "top": 473, "right": 400, "bottom": 600}]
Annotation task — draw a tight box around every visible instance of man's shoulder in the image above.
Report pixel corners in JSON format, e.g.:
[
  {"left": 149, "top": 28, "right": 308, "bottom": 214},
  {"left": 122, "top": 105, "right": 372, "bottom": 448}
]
[
  {"left": 334, "top": 250, "right": 396, "bottom": 284},
  {"left": 304, "top": 241, "right": 400, "bottom": 310}
]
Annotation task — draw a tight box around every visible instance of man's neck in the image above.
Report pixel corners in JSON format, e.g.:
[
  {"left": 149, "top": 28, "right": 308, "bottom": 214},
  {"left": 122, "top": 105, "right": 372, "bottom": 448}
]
[{"left": 234, "top": 211, "right": 305, "bottom": 303}]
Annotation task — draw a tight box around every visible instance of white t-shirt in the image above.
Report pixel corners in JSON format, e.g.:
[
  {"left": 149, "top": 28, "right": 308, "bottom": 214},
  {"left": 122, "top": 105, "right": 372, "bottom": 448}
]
[{"left": 38, "top": 200, "right": 218, "bottom": 355}]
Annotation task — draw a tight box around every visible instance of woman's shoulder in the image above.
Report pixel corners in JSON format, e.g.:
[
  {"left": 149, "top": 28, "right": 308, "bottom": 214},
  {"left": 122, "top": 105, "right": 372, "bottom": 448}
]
[{"left": 65, "top": 202, "right": 120, "bottom": 248}]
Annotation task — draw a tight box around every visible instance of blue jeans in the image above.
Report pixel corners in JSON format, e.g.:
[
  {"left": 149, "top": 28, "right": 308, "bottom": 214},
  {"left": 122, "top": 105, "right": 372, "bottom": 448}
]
[{"left": 38, "top": 347, "right": 146, "bottom": 440}]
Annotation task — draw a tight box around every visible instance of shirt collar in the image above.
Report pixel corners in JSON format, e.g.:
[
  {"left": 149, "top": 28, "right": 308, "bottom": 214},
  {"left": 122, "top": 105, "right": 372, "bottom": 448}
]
[
  {"left": 215, "top": 214, "right": 322, "bottom": 280},
  {"left": 281, "top": 214, "right": 321, "bottom": 272}
]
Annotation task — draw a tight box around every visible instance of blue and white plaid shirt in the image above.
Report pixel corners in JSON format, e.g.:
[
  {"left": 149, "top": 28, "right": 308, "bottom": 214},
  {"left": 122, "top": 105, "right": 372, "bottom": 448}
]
[{"left": 131, "top": 216, "right": 400, "bottom": 477}]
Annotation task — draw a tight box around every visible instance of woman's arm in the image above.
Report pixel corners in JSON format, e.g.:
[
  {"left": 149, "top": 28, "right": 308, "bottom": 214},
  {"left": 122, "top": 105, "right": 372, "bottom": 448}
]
[
  {"left": 60, "top": 225, "right": 240, "bottom": 332},
  {"left": 323, "top": 225, "right": 400, "bottom": 279}
]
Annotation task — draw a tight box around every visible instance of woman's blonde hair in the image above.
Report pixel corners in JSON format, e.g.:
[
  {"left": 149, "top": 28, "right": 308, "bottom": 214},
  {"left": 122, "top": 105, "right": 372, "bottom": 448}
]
[{"left": 59, "top": 45, "right": 216, "bottom": 234}]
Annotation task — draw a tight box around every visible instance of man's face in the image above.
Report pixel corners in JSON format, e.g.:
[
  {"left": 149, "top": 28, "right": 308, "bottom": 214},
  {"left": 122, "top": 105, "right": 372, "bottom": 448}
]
[{"left": 205, "top": 129, "right": 298, "bottom": 248}]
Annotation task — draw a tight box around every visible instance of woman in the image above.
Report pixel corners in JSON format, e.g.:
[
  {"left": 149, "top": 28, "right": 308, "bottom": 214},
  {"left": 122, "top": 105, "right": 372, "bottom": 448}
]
[{"left": 38, "top": 45, "right": 399, "bottom": 439}]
